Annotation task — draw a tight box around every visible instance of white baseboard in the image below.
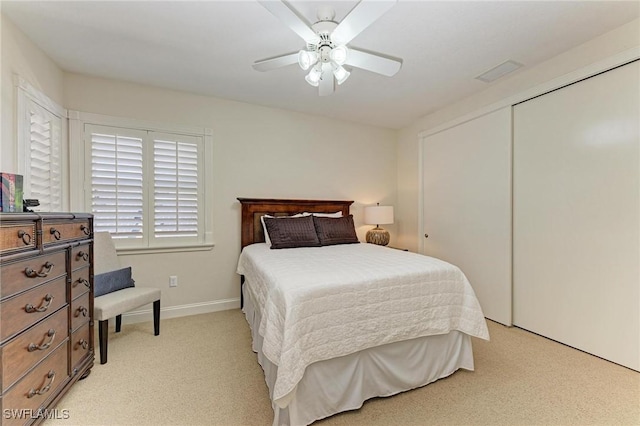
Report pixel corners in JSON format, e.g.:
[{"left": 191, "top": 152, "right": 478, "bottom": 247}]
[{"left": 119, "top": 298, "right": 241, "bottom": 325}]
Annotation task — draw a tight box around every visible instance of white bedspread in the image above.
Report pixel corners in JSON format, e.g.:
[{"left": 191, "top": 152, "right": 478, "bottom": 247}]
[{"left": 236, "top": 243, "right": 489, "bottom": 407}]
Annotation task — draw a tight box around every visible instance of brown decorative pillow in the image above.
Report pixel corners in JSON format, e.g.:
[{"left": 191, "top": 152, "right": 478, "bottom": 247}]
[
  {"left": 263, "top": 215, "right": 321, "bottom": 249},
  {"left": 313, "top": 215, "right": 360, "bottom": 246}
]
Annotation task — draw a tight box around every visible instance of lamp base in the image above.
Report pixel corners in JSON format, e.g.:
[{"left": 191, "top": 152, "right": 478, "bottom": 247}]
[{"left": 366, "top": 227, "right": 390, "bottom": 246}]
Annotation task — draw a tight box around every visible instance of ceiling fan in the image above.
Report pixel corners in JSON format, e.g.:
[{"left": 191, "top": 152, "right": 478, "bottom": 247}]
[{"left": 253, "top": 0, "right": 403, "bottom": 96}]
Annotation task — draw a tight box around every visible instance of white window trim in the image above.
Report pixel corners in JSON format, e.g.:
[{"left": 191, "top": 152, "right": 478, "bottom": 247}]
[
  {"left": 14, "top": 74, "right": 69, "bottom": 211},
  {"left": 69, "top": 110, "right": 214, "bottom": 254}
]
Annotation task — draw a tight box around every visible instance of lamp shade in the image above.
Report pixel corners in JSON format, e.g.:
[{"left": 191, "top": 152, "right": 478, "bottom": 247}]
[
  {"left": 305, "top": 64, "right": 323, "bottom": 87},
  {"left": 364, "top": 205, "right": 394, "bottom": 225},
  {"left": 298, "top": 50, "right": 318, "bottom": 71},
  {"left": 332, "top": 64, "right": 350, "bottom": 85},
  {"left": 330, "top": 45, "right": 348, "bottom": 65}
]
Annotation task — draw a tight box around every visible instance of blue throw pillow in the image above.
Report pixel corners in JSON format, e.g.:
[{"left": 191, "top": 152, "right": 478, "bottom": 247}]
[{"left": 94, "top": 267, "right": 135, "bottom": 297}]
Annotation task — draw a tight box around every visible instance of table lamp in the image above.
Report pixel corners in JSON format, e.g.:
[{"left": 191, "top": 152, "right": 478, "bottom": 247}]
[{"left": 364, "top": 203, "right": 394, "bottom": 246}]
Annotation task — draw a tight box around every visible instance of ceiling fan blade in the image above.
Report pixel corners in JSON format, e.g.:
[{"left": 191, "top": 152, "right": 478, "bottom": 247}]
[
  {"left": 318, "top": 64, "right": 335, "bottom": 96},
  {"left": 345, "top": 48, "right": 402, "bottom": 77},
  {"left": 331, "top": 0, "right": 397, "bottom": 45},
  {"left": 253, "top": 52, "right": 299, "bottom": 72},
  {"left": 258, "top": 0, "right": 319, "bottom": 43}
]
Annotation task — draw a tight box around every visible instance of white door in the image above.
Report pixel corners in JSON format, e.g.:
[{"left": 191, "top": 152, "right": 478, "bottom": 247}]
[
  {"left": 421, "top": 107, "right": 512, "bottom": 325},
  {"left": 513, "top": 61, "right": 639, "bottom": 370}
]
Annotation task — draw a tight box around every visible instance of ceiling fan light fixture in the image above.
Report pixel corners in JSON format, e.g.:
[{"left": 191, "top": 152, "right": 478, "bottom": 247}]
[
  {"left": 305, "top": 64, "right": 323, "bottom": 87},
  {"left": 253, "top": 0, "right": 402, "bottom": 95},
  {"left": 330, "top": 45, "right": 349, "bottom": 65},
  {"left": 298, "top": 50, "right": 318, "bottom": 71},
  {"left": 332, "top": 64, "right": 350, "bottom": 85}
]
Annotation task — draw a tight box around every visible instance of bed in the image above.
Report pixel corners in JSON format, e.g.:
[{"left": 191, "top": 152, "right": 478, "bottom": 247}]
[{"left": 236, "top": 198, "right": 489, "bottom": 426}]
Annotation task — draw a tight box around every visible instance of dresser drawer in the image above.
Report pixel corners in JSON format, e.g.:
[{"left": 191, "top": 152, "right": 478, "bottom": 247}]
[
  {"left": 1, "top": 307, "right": 68, "bottom": 392},
  {"left": 0, "top": 278, "right": 68, "bottom": 342},
  {"left": 70, "top": 243, "right": 91, "bottom": 271},
  {"left": 42, "top": 220, "right": 91, "bottom": 246},
  {"left": 71, "top": 322, "right": 91, "bottom": 369},
  {"left": 70, "top": 267, "right": 91, "bottom": 301},
  {"left": 1, "top": 342, "right": 69, "bottom": 426},
  {"left": 1, "top": 251, "right": 67, "bottom": 299},
  {"left": 71, "top": 292, "right": 91, "bottom": 332},
  {"left": 0, "top": 222, "right": 37, "bottom": 256}
]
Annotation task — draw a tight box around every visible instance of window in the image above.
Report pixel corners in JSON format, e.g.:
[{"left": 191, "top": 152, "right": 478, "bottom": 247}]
[
  {"left": 152, "top": 133, "right": 200, "bottom": 239},
  {"left": 73, "top": 114, "right": 212, "bottom": 252},
  {"left": 16, "top": 77, "right": 66, "bottom": 212},
  {"left": 88, "top": 126, "right": 145, "bottom": 239},
  {"left": 28, "top": 104, "right": 62, "bottom": 210}
]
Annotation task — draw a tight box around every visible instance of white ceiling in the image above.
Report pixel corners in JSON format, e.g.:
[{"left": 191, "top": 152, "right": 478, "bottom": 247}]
[{"left": 3, "top": 1, "right": 638, "bottom": 129}]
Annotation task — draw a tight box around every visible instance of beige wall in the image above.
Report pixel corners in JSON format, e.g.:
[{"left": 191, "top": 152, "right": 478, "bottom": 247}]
[
  {"left": 396, "top": 18, "right": 640, "bottom": 252},
  {"left": 64, "top": 73, "right": 397, "bottom": 317},
  {"left": 1, "top": 13, "right": 65, "bottom": 172}
]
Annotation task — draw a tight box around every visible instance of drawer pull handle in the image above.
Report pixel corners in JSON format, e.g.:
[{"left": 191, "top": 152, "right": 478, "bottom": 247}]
[
  {"left": 25, "top": 261, "right": 54, "bottom": 278},
  {"left": 25, "top": 294, "right": 54, "bottom": 313},
  {"left": 27, "top": 370, "right": 56, "bottom": 398},
  {"left": 74, "top": 278, "right": 90, "bottom": 288},
  {"left": 75, "top": 306, "right": 88, "bottom": 317},
  {"left": 28, "top": 329, "right": 56, "bottom": 352},
  {"left": 17, "top": 230, "right": 32, "bottom": 245},
  {"left": 77, "top": 251, "right": 89, "bottom": 261},
  {"left": 80, "top": 224, "right": 90, "bottom": 236},
  {"left": 78, "top": 339, "right": 89, "bottom": 350},
  {"left": 50, "top": 227, "right": 61, "bottom": 240}
]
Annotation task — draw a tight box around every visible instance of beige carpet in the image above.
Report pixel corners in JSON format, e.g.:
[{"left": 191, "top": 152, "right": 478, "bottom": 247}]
[{"left": 45, "top": 310, "right": 639, "bottom": 426}]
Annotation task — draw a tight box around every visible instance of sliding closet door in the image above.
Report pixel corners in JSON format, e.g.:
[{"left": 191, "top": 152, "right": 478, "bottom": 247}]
[
  {"left": 513, "top": 61, "right": 639, "bottom": 370},
  {"left": 422, "top": 107, "right": 512, "bottom": 325}
]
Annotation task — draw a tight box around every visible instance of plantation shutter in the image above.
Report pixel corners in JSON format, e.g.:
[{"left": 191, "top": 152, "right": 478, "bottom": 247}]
[
  {"left": 82, "top": 120, "right": 206, "bottom": 249},
  {"left": 152, "top": 133, "right": 200, "bottom": 239},
  {"left": 27, "top": 101, "right": 62, "bottom": 211},
  {"left": 87, "top": 125, "right": 145, "bottom": 239}
]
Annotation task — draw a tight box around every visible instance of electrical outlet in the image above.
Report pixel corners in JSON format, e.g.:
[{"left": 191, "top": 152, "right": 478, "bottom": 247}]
[{"left": 169, "top": 276, "right": 178, "bottom": 287}]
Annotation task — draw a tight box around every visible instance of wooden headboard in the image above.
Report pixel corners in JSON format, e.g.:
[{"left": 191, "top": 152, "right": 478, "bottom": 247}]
[{"left": 237, "top": 198, "right": 354, "bottom": 250}]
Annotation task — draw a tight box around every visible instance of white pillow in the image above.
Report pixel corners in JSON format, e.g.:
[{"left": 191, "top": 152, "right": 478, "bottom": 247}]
[
  {"left": 308, "top": 211, "right": 343, "bottom": 218},
  {"left": 261, "top": 213, "right": 310, "bottom": 247}
]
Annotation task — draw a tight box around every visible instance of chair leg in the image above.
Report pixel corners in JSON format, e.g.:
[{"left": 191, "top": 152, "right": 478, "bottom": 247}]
[
  {"left": 153, "top": 299, "right": 160, "bottom": 336},
  {"left": 115, "top": 314, "right": 122, "bottom": 333},
  {"left": 99, "top": 319, "right": 109, "bottom": 365}
]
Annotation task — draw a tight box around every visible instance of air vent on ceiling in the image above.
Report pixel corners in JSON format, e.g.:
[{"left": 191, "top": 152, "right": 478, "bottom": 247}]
[{"left": 475, "top": 60, "right": 523, "bottom": 83}]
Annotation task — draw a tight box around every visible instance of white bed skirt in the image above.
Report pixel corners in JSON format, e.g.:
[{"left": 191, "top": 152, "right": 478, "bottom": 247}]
[{"left": 242, "top": 284, "right": 476, "bottom": 426}]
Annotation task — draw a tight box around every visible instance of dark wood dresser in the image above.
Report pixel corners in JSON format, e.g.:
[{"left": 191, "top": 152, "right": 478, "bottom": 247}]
[{"left": 0, "top": 213, "right": 94, "bottom": 425}]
